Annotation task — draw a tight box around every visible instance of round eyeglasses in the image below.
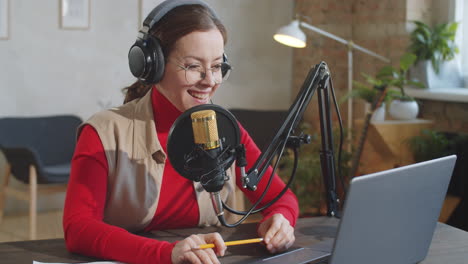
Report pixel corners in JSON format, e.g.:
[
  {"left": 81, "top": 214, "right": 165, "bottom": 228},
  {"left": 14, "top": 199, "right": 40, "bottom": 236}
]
[{"left": 174, "top": 62, "right": 232, "bottom": 85}]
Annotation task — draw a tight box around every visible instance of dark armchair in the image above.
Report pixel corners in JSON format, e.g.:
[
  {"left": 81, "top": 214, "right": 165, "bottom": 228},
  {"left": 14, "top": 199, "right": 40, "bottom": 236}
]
[
  {"left": 228, "top": 109, "right": 288, "bottom": 152},
  {"left": 0, "top": 115, "right": 82, "bottom": 239}
]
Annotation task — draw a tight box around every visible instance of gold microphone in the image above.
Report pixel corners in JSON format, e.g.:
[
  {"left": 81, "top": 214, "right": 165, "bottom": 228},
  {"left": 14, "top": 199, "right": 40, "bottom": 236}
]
[
  {"left": 191, "top": 110, "right": 220, "bottom": 150},
  {"left": 190, "top": 109, "right": 225, "bottom": 216}
]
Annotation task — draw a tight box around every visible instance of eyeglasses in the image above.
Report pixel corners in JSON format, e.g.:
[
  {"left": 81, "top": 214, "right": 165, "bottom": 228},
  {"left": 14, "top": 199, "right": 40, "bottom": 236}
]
[{"left": 174, "top": 62, "right": 232, "bottom": 85}]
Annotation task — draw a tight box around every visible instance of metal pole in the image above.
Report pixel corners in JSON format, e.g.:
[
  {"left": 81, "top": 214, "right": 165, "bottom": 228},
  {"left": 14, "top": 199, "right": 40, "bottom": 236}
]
[
  {"left": 348, "top": 49, "right": 353, "bottom": 151},
  {"left": 299, "top": 21, "right": 390, "bottom": 149}
]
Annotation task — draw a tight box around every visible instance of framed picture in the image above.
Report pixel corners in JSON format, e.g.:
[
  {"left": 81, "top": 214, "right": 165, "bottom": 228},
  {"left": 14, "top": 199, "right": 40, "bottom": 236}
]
[
  {"left": 138, "top": 0, "right": 164, "bottom": 27},
  {"left": 0, "top": 0, "right": 8, "bottom": 39},
  {"left": 59, "top": 0, "right": 90, "bottom": 29}
]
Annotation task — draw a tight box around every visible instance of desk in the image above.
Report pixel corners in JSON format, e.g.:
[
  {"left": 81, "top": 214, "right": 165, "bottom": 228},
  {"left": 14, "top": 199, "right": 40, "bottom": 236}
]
[{"left": 1, "top": 217, "right": 468, "bottom": 264}]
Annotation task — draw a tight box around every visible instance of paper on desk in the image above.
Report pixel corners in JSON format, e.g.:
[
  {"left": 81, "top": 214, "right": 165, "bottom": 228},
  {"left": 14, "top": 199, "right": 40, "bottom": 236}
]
[{"left": 33, "top": 261, "right": 124, "bottom": 264}]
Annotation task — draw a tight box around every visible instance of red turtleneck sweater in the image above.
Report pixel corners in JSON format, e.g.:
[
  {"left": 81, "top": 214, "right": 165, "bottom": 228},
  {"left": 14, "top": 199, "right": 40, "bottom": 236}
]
[{"left": 63, "top": 88, "right": 298, "bottom": 264}]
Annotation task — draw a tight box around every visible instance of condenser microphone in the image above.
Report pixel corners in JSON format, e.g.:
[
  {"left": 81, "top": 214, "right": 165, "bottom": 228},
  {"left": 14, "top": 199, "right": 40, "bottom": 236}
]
[
  {"left": 167, "top": 104, "right": 241, "bottom": 219},
  {"left": 190, "top": 110, "right": 227, "bottom": 217},
  {"left": 191, "top": 109, "right": 220, "bottom": 150},
  {"left": 190, "top": 110, "right": 226, "bottom": 193}
]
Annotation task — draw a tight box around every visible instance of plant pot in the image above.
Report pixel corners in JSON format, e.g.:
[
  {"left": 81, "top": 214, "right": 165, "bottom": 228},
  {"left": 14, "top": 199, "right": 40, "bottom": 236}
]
[
  {"left": 370, "top": 103, "right": 385, "bottom": 123},
  {"left": 388, "top": 100, "right": 419, "bottom": 120},
  {"left": 409, "top": 60, "right": 464, "bottom": 89}
]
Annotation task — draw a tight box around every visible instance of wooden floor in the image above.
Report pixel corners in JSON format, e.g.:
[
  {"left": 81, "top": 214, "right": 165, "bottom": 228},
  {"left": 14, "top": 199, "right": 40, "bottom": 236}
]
[
  {"left": 0, "top": 210, "right": 63, "bottom": 242},
  {"left": 0, "top": 196, "right": 460, "bottom": 243}
]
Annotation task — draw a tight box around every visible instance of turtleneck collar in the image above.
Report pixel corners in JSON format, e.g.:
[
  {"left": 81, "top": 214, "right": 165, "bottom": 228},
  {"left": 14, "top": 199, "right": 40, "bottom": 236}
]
[{"left": 151, "top": 86, "right": 182, "bottom": 133}]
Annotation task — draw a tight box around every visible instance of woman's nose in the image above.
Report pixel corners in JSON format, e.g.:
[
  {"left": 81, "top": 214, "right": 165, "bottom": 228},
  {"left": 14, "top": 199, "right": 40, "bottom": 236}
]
[{"left": 199, "top": 70, "right": 216, "bottom": 86}]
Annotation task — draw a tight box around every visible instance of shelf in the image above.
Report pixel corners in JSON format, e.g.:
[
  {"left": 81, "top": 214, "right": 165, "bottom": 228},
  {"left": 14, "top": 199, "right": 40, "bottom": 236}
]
[{"left": 406, "top": 87, "right": 468, "bottom": 103}]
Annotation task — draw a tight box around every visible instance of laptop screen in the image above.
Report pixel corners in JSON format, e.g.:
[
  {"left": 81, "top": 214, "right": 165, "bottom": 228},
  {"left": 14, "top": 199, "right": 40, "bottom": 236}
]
[{"left": 330, "top": 155, "right": 456, "bottom": 264}]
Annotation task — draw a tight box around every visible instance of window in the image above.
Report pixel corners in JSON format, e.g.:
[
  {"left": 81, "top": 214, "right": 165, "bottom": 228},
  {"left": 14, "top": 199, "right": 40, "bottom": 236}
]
[{"left": 454, "top": 0, "right": 468, "bottom": 82}]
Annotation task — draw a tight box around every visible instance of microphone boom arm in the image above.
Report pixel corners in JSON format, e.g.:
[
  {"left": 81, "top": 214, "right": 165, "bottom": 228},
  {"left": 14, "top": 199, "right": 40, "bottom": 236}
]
[{"left": 241, "top": 61, "right": 340, "bottom": 217}]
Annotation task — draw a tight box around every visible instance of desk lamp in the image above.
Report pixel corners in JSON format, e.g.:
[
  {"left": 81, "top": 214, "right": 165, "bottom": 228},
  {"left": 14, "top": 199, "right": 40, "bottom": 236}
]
[{"left": 274, "top": 17, "right": 391, "bottom": 141}]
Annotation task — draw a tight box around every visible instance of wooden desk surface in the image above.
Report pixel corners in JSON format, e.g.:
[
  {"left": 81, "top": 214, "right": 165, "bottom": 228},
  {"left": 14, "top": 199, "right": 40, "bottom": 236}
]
[{"left": 1, "top": 217, "right": 467, "bottom": 264}]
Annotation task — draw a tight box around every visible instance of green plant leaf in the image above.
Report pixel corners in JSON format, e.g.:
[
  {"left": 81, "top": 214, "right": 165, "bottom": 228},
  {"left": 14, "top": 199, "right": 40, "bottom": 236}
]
[
  {"left": 400, "top": 53, "right": 417, "bottom": 71},
  {"left": 344, "top": 81, "right": 377, "bottom": 103},
  {"left": 409, "top": 20, "right": 459, "bottom": 74},
  {"left": 376, "top": 66, "right": 395, "bottom": 82},
  {"left": 362, "top": 73, "right": 384, "bottom": 86},
  {"left": 406, "top": 129, "right": 452, "bottom": 162},
  {"left": 407, "top": 80, "right": 426, "bottom": 88}
]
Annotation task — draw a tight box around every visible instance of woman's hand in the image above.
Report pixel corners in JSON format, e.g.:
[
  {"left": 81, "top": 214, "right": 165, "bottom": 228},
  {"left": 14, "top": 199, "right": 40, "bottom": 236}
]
[
  {"left": 171, "top": 233, "right": 226, "bottom": 264},
  {"left": 257, "top": 213, "right": 295, "bottom": 254}
]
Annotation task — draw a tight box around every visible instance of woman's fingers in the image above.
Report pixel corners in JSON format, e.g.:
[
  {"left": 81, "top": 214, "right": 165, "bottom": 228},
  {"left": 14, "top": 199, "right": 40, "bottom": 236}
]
[
  {"left": 258, "top": 214, "right": 295, "bottom": 254},
  {"left": 190, "top": 234, "right": 220, "bottom": 264},
  {"left": 203, "top": 232, "right": 227, "bottom": 256},
  {"left": 172, "top": 233, "right": 224, "bottom": 264},
  {"left": 268, "top": 222, "right": 295, "bottom": 252}
]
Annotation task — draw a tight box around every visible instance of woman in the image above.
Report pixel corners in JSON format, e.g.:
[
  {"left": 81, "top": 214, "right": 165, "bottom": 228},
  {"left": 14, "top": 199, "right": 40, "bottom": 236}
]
[{"left": 63, "top": 1, "right": 298, "bottom": 263}]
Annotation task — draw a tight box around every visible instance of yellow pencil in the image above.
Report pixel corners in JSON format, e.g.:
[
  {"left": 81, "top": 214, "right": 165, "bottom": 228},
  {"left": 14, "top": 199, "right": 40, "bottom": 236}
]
[{"left": 196, "top": 237, "right": 264, "bottom": 249}]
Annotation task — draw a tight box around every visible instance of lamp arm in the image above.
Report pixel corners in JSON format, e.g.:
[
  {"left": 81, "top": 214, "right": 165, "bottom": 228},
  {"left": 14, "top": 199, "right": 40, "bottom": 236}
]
[
  {"left": 351, "top": 42, "right": 391, "bottom": 63},
  {"left": 299, "top": 22, "right": 390, "bottom": 63},
  {"left": 300, "top": 21, "right": 348, "bottom": 45}
]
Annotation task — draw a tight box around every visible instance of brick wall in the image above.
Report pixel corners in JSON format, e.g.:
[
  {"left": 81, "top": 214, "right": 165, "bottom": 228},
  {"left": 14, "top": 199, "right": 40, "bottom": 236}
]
[
  {"left": 293, "top": 0, "right": 353, "bottom": 124},
  {"left": 292, "top": 0, "right": 434, "bottom": 132},
  {"left": 419, "top": 100, "right": 468, "bottom": 133}
]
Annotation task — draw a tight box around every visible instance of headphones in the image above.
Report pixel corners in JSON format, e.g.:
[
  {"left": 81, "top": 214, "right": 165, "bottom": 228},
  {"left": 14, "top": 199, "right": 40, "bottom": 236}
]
[{"left": 128, "top": 0, "right": 229, "bottom": 84}]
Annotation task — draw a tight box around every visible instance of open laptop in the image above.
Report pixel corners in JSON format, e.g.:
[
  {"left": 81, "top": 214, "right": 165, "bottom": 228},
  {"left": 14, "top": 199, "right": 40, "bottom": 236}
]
[{"left": 264, "top": 155, "right": 457, "bottom": 264}]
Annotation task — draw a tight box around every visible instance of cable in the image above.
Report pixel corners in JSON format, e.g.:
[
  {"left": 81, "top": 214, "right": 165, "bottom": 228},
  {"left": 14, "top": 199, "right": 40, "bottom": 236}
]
[
  {"left": 218, "top": 143, "right": 291, "bottom": 227},
  {"left": 223, "top": 146, "right": 299, "bottom": 216}
]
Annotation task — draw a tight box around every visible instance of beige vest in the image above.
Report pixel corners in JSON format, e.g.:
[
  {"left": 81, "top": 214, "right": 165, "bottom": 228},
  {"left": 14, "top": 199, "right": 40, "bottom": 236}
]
[{"left": 78, "top": 89, "right": 238, "bottom": 232}]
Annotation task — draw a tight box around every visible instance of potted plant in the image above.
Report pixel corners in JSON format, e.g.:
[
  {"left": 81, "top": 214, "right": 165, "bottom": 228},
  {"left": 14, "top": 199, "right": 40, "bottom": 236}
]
[
  {"left": 344, "top": 74, "right": 395, "bottom": 178},
  {"left": 348, "top": 74, "right": 392, "bottom": 122},
  {"left": 408, "top": 20, "right": 462, "bottom": 88},
  {"left": 377, "top": 53, "right": 425, "bottom": 120},
  {"left": 347, "top": 53, "right": 424, "bottom": 120},
  {"left": 343, "top": 53, "right": 423, "bottom": 178}
]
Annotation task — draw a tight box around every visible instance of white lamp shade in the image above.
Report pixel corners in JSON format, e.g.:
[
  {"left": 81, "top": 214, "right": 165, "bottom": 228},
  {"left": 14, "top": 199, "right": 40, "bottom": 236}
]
[{"left": 273, "top": 20, "right": 306, "bottom": 48}]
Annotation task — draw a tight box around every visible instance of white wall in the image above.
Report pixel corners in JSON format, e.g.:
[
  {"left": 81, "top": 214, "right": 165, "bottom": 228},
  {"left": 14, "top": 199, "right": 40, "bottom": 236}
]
[
  {"left": 0, "top": 0, "right": 294, "bottom": 121},
  {"left": 0, "top": 0, "right": 294, "bottom": 213},
  {"left": 207, "top": 0, "right": 294, "bottom": 109}
]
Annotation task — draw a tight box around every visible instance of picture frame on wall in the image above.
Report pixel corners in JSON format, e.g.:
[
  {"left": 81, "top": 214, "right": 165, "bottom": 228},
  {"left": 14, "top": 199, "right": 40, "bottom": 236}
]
[
  {"left": 59, "top": 0, "right": 90, "bottom": 30},
  {"left": 0, "top": 0, "right": 8, "bottom": 39}
]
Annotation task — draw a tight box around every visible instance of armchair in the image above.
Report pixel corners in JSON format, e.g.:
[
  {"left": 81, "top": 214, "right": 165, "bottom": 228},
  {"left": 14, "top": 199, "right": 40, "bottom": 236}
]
[
  {"left": 228, "top": 109, "right": 288, "bottom": 152},
  {"left": 0, "top": 115, "right": 82, "bottom": 239}
]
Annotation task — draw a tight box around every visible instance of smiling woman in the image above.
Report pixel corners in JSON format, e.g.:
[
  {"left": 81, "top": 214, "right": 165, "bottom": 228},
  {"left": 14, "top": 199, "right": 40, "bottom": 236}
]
[
  {"left": 124, "top": 1, "right": 228, "bottom": 105},
  {"left": 62, "top": 1, "right": 299, "bottom": 263},
  {"left": 157, "top": 30, "right": 226, "bottom": 111}
]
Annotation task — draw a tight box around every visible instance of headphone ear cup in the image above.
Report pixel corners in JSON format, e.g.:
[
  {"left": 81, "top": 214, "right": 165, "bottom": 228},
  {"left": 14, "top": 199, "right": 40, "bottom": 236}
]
[
  {"left": 221, "top": 53, "right": 231, "bottom": 80},
  {"left": 145, "top": 35, "right": 165, "bottom": 84},
  {"left": 128, "top": 38, "right": 149, "bottom": 80},
  {"left": 128, "top": 35, "right": 165, "bottom": 84}
]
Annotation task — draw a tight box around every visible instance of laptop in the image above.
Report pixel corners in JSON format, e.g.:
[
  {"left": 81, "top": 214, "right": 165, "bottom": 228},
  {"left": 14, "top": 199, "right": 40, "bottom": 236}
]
[{"left": 260, "top": 155, "right": 457, "bottom": 264}]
